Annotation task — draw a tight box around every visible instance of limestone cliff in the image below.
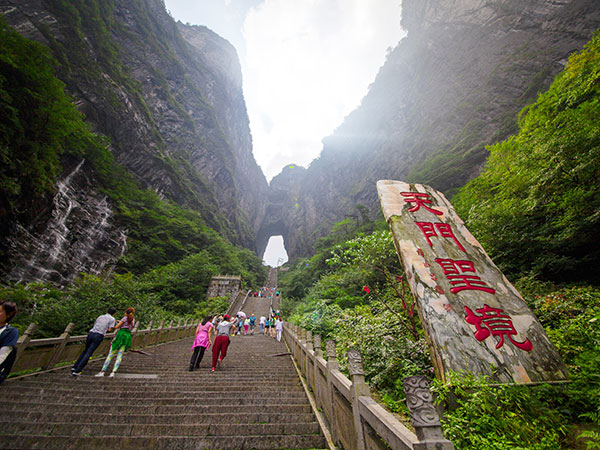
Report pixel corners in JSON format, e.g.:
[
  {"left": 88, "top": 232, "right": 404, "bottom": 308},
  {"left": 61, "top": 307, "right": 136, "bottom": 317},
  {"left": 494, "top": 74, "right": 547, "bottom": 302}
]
[
  {"left": 0, "top": 0, "right": 268, "bottom": 284},
  {"left": 261, "top": 0, "right": 600, "bottom": 259}
]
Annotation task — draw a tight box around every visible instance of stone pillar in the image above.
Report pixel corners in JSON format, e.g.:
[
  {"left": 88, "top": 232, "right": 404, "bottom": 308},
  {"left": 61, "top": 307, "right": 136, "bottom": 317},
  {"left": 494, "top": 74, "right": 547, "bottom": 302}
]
[
  {"left": 14, "top": 323, "right": 37, "bottom": 367},
  {"left": 164, "top": 320, "right": 173, "bottom": 342},
  {"left": 313, "top": 334, "right": 323, "bottom": 358},
  {"left": 305, "top": 330, "right": 314, "bottom": 352},
  {"left": 298, "top": 328, "right": 305, "bottom": 375},
  {"left": 325, "top": 339, "right": 340, "bottom": 446},
  {"left": 131, "top": 321, "right": 140, "bottom": 348},
  {"left": 294, "top": 325, "right": 300, "bottom": 363},
  {"left": 155, "top": 320, "right": 165, "bottom": 345},
  {"left": 180, "top": 319, "right": 189, "bottom": 339},
  {"left": 403, "top": 376, "right": 454, "bottom": 449},
  {"left": 305, "top": 330, "right": 313, "bottom": 385},
  {"left": 313, "top": 334, "right": 323, "bottom": 410},
  {"left": 348, "top": 348, "right": 370, "bottom": 450},
  {"left": 142, "top": 320, "right": 153, "bottom": 348},
  {"left": 43, "top": 322, "right": 75, "bottom": 370}
]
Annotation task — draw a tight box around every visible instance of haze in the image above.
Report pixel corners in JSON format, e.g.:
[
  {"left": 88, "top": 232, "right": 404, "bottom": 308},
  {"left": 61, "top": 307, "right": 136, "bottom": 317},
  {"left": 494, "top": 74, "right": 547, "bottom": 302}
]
[{"left": 164, "top": 0, "right": 405, "bottom": 265}]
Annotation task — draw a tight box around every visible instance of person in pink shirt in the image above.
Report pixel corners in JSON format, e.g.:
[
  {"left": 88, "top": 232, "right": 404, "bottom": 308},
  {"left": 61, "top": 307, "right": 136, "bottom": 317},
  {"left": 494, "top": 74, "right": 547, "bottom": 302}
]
[{"left": 190, "top": 315, "right": 214, "bottom": 371}]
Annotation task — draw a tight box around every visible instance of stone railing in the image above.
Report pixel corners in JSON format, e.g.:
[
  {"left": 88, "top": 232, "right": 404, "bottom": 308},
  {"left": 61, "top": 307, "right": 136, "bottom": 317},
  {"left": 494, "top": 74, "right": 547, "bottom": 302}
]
[
  {"left": 283, "top": 323, "right": 454, "bottom": 450},
  {"left": 227, "top": 290, "right": 249, "bottom": 316},
  {"left": 11, "top": 319, "right": 196, "bottom": 375}
]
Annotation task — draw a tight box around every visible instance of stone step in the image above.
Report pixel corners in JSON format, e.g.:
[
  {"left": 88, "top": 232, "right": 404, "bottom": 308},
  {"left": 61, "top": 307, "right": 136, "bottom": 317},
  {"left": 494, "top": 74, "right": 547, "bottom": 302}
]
[
  {"left": 3, "top": 304, "right": 327, "bottom": 450},
  {"left": 68, "top": 368, "right": 300, "bottom": 375},
  {"left": 11, "top": 379, "right": 304, "bottom": 393},
  {"left": 7, "top": 393, "right": 310, "bottom": 406},
  {"left": 0, "top": 434, "right": 327, "bottom": 450},
  {"left": 0, "top": 421, "right": 321, "bottom": 437},
  {"left": 7, "top": 387, "right": 308, "bottom": 399},
  {"left": 16, "top": 372, "right": 303, "bottom": 383},
  {"left": 2, "top": 411, "right": 319, "bottom": 425},
  {"left": 2, "top": 401, "right": 312, "bottom": 415}
]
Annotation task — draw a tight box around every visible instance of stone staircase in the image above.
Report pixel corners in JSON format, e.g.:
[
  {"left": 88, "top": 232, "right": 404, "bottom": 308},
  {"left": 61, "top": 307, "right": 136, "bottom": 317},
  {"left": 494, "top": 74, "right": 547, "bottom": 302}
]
[{"left": 0, "top": 293, "right": 327, "bottom": 449}]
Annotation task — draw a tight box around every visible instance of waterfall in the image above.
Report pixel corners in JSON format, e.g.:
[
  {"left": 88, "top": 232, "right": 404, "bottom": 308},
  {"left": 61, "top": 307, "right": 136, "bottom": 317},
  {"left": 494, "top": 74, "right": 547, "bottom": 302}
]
[{"left": 7, "top": 159, "right": 127, "bottom": 285}]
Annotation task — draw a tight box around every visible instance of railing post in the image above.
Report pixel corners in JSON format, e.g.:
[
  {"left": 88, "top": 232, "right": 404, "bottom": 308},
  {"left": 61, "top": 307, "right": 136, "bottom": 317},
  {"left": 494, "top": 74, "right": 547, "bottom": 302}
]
[
  {"left": 180, "top": 319, "right": 189, "bottom": 339},
  {"left": 313, "top": 334, "right": 323, "bottom": 409},
  {"left": 348, "top": 348, "right": 370, "bottom": 450},
  {"left": 155, "top": 320, "right": 165, "bottom": 345},
  {"left": 175, "top": 319, "right": 181, "bottom": 340},
  {"left": 305, "top": 330, "right": 313, "bottom": 384},
  {"left": 293, "top": 325, "right": 300, "bottom": 363},
  {"left": 131, "top": 321, "right": 140, "bottom": 348},
  {"left": 305, "top": 330, "right": 313, "bottom": 351},
  {"left": 43, "top": 322, "right": 75, "bottom": 370},
  {"left": 403, "top": 376, "right": 455, "bottom": 449},
  {"left": 142, "top": 320, "right": 153, "bottom": 348},
  {"left": 325, "top": 339, "right": 340, "bottom": 445},
  {"left": 298, "top": 328, "right": 305, "bottom": 374},
  {"left": 166, "top": 320, "right": 174, "bottom": 342},
  {"left": 15, "top": 323, "right": 37, "bottom": 367}
]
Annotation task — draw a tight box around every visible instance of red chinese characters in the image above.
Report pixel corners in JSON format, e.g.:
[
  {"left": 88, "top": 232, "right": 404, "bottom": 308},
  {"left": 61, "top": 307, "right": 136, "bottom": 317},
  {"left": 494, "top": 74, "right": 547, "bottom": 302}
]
[
  {"left": 464, "top": 304, "right": 533, "bottom": 351},
  {"left": 415, "top": 222, "right": 466, "bottom": 252},
  {"left": 434, "top": 258, "right": 495, "bottom": 294},
  {"left": 401, "top": 192, "right": 443, "bottom": 215}
]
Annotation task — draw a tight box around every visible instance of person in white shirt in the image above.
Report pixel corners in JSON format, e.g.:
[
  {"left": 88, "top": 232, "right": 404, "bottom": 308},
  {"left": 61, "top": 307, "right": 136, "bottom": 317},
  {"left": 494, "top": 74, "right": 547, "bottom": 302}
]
[
  {"left": 259, "top": 316, "right": 266, "bottom": 335},
  {"left": 71, "top": 307, "right": 116, "bottom": 376},
  {"left": 275, "top": 316, "right": 284, "bottom": 342}
]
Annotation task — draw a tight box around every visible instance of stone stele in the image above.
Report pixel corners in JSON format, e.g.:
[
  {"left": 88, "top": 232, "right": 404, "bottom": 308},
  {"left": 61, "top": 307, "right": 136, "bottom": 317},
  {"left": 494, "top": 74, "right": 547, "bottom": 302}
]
[{"left": 377, "top": 180, "right": 568, "bottom": 384}]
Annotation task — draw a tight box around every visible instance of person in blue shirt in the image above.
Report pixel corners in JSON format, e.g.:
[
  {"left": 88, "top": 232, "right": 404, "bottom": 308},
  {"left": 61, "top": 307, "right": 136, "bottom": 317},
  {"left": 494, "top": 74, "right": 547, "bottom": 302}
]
[
  {"left": 0, "top": 300, "right": 19, "bottom": 385},
  {"left": 249, "top": 314, "right": 256, "bottom": 335}
]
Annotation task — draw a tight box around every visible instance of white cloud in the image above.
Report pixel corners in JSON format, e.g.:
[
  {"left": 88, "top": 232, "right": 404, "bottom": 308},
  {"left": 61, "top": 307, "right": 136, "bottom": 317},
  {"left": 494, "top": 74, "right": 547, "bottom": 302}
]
[
  {"left": 242, "top": 0, "right": 404, "bottom": 180},
  {"left": 165, "top": 1, "right": 404, "bottom": 181},
  {"left": 164, "top": 0, "right": 404, "bottom": 261}
]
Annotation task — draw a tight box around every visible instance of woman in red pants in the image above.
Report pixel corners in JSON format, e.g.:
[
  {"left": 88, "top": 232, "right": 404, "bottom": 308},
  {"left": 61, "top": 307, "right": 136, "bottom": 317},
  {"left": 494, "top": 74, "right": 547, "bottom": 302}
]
[{"left": 211, "top": 314, "right": 235, "bottom": 372}]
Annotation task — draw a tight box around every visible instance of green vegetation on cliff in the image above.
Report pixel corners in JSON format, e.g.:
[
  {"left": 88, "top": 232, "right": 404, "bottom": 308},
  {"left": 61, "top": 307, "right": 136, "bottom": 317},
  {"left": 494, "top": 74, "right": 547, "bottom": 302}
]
[
  {"left": 281, "top": 31, "right": 600, "bottom": 448},
  {"left": 0, "top": 18, "right": 93, "bottom": 226},
  {"left": 454, "top": 31, "right": 600, "bottom": 284},
  {"left": 0, "top": 19, "right": 267, "bottom": 336},
  {"left": 37, "top": 0, "right": 252, "bottom": 245}
]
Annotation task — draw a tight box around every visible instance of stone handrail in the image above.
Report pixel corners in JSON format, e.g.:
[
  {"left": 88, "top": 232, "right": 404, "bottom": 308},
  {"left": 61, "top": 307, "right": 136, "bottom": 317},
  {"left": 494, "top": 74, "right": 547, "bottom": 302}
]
[
  {"left": 283, "top": 322, "right": 454, "bottom": 450},
  {"left": 240, "top": 289, "right": 251, "bottom": 310},
  {"left": 11, "top": 319, "right": 196, "bottom": 375},
  {"left": 227, "top": 290, "right": 248, "bottom": 316}
]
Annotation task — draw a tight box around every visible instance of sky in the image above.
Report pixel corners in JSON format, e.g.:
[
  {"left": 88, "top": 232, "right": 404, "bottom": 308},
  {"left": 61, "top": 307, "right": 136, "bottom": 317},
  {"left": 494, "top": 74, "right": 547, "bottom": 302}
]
[{"left": 164, "top": 0, "right": 405, "bottom": 266}]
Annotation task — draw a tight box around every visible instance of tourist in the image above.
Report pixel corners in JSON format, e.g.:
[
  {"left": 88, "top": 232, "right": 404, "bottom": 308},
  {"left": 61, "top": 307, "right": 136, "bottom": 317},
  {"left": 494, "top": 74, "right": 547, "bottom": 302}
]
[
  {"left": 189, "top": 315, "right": 213, "bottom": 371},
  {"left": 275, "top": 315, "right": 284, "bottom": 342},
  {"left": 236, "top": 311, "right": 246, "bottom": 336},
  {"left": 95, "top": 307, "right": 135, "bottom": 377},
  {"left": 212, "top": 315, "right": 223, "bottom": 328},
  {"left": 71, "top": 307, "right": 116, "bottom": 376},
  {"left": 0, "top": 301, "right": 18, "bottom": 385},
  {"left": 249, "top": 314, "right": 256, "bottom": 335},
  {"left": 259, "top": 315, "right": 266, "bottom": 335},
  {"left": 269, "top": 315, "right": 276, "bottom": 338},
  {"left": 212, "top": 314, "right": 235, "bottom": 372}
]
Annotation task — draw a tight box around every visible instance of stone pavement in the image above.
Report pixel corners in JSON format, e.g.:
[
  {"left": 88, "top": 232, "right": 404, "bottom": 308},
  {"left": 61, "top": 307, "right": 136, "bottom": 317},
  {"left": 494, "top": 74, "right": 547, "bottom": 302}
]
[{"left": 0, "top": 295, "right": 326, "bottom": 449}]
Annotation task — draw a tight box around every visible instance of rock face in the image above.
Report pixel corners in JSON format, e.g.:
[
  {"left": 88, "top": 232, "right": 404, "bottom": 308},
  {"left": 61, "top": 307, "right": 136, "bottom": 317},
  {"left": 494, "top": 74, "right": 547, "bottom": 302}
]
[
  {"left": 259, "top": 0, "right": 600, "bottom": 259},
  {"left": 2, "top": 0, "right": 599, "bottom": 280},
  {"left": 5, "top": 159, "right": 127, "bottom": 286},
  {"left": 0, "top": 0, "right": 268, "bottom": 283}
]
